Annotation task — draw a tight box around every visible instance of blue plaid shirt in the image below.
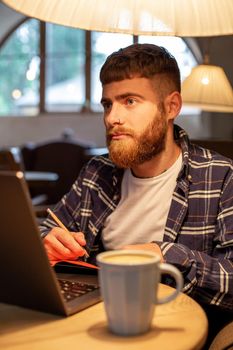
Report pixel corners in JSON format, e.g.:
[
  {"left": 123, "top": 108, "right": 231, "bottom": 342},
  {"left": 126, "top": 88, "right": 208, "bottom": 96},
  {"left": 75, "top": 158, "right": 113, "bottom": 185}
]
[{"left": 40, "top": 125, "right": 233, "bottom": 311}]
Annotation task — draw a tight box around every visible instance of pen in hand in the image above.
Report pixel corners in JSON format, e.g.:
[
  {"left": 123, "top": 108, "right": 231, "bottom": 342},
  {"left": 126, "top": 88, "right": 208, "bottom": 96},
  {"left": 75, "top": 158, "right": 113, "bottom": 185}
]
[{"left": 47, "top": 208, "right": 89, "bottom": 259}]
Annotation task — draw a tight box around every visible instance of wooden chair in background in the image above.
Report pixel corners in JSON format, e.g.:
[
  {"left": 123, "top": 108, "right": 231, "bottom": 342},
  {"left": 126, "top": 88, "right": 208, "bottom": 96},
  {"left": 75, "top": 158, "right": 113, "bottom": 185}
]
[{"left": 21, "top": 139, "right": 93, "bottom": 204}]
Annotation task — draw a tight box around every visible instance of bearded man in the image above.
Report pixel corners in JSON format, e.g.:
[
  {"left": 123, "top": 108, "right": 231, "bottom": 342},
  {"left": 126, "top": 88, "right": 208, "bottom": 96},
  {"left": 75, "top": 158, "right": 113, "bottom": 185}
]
[{"left": 40, "top": 44, "right": 233, "bottom": 346}]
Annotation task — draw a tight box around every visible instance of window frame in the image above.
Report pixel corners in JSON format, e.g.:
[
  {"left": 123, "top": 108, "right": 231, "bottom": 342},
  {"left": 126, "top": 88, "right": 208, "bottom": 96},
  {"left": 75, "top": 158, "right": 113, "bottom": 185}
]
[{"left": 0, "top": 18, "right": 201, "bottom": 117}]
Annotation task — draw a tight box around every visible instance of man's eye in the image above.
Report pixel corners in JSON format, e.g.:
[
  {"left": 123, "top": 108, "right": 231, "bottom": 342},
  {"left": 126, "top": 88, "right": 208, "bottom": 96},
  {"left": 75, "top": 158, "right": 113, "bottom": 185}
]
[
  {"left": 126, "top": 98, "right": 136, "bottom": 105},
  {"left": 102, "top": 102, "right": 112, "bottom": 111}
]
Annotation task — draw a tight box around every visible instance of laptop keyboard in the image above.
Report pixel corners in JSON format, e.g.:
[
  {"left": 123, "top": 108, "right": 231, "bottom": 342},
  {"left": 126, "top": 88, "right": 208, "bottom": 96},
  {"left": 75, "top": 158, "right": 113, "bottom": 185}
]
[{"left": 58, "top": 279, "right": 99, "bottom": 302}]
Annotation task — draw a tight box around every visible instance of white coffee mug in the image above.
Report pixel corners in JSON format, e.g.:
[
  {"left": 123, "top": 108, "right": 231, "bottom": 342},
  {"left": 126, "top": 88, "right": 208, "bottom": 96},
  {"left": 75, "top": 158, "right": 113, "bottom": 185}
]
[{"left": 97, "top": 250, "right": 183, "bottom": 336}]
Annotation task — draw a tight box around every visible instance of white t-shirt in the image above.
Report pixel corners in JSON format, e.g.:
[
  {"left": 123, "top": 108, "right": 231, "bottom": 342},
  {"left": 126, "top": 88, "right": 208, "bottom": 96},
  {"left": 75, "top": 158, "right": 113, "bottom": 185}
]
[{"left": 102, "top": 154, "right": 182, "bottom": 250}]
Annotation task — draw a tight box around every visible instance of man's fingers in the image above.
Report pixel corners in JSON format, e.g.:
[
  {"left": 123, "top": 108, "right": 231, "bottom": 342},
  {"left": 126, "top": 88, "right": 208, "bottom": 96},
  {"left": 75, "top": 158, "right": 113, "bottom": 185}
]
[
  {"left": 72, "top": 232, "right": 86, "bottom": 247},
  {"left": 54, "top": 230, "right": 86, "bottom": 256},
  {"left": 44, "top": 232, "right": 71, "bottom": 256},
  {"left": 43, "top": 228, "right": 86, "bottom": 260}
]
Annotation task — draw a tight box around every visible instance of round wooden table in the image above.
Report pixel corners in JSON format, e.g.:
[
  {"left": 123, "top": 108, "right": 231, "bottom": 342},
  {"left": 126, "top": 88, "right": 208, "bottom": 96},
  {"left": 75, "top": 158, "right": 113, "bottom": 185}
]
[{"left": 0, "top": 284, "right": 208, "bottom": 350}]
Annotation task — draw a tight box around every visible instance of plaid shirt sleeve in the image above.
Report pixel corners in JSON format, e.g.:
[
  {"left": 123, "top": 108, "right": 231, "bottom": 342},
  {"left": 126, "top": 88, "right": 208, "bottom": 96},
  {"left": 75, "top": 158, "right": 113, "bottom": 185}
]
[
  {"left": 39, "top": 156, "right": 120, "bottom": 253},
  {"left": 39, "top": 164, "right": 86, "bottom": 238}
]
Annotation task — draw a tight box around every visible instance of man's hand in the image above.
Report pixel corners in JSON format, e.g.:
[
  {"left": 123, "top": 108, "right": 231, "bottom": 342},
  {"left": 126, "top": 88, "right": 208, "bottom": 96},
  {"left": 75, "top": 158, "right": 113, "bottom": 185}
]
[
  {"left": 43, "top": 227, "right": 87, "bottom": 263},
  {"left": 121, "top": 243, "right": 164, "bottom": 262}
]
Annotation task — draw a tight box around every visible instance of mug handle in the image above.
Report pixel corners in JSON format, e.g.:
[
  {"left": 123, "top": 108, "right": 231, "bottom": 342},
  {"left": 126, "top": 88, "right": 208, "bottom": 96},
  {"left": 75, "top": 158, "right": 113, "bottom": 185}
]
[{"left": 156, "top": 263, "right": 183, "bottom": 305}]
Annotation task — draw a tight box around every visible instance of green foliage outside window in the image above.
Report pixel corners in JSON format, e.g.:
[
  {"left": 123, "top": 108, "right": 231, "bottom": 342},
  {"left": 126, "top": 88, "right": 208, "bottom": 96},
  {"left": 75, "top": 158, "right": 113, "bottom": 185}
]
[
  {"left": 0, "top": 19, "right": 39, "bottom": 116},
  {"left": 46, "top": 23, "right": 85, "bottom": 87}
]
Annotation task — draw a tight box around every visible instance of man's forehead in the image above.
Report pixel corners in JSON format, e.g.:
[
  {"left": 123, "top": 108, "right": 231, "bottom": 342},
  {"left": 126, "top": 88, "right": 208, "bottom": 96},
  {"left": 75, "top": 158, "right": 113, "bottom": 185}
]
[
  {"left": 102, "top": 77, "right": 155, "bottom": 92},
  {"left": 101, "top": 77, "right": 160, "bottom": 100}
]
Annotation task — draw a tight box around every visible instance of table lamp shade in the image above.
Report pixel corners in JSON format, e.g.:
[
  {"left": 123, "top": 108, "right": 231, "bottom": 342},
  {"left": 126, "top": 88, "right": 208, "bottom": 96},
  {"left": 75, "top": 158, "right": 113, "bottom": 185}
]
[
  {"left": 2, "top": 0, "right": 233, "bottom": 36},
  {"left": 182, "top": 65, "right": 233, "bottom": 113}
]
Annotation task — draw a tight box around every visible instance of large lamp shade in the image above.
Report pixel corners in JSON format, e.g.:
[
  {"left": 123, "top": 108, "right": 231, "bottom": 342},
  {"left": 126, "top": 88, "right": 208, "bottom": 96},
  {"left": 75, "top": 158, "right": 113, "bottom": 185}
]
[
  {"left": 182, "top": 65, "right": 233, "bottom": 113},
  {"left": 2, "top": 0, "right": 233, "bottom": 37}
]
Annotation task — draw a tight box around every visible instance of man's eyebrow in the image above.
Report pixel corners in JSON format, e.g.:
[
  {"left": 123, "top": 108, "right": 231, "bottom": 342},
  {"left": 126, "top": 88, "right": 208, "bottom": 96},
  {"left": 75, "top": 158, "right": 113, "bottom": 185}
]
[
  {"left": 100, "top": 92, "right": 144, "bottom": 104},
  {"left": 100, "top": 97, "right": 111, "bottom": 105},
  {"left": 117, "top": 92, "right": 145, "bottom": 100}
]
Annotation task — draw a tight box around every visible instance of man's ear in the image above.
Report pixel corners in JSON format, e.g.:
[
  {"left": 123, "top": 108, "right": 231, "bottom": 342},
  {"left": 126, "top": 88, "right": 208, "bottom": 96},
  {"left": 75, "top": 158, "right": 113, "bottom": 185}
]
[{"left": 164, "top": 91, "right": 182, "bottom": 121}]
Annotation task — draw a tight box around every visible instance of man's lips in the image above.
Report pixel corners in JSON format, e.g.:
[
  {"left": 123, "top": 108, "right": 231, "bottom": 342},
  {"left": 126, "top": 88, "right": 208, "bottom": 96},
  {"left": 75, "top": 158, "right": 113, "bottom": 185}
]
[
  {"left": 108, "top": 129, "right": 133, "bottom": 140},
  {"left": 110, "top": 133, "right": 130, "bottom": 140}
]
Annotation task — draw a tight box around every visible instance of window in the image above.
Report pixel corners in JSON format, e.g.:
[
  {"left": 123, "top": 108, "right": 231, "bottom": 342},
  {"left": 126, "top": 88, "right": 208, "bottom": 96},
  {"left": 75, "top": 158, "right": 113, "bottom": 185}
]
[
  {"left": 45, "top": 23, "right": 85, "bottom": 112},
  {"left": 0, "top": 19, "right": 39, "bottom": 116},
  {"left": 0, "top": 19, "right": 198, "bottom": 116}
]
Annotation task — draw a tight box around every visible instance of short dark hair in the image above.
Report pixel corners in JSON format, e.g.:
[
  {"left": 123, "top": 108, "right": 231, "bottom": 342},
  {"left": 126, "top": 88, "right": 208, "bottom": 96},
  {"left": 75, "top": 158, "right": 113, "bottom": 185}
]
[{"left": 100, "top": 43, "right": 181, "bottom": 94}]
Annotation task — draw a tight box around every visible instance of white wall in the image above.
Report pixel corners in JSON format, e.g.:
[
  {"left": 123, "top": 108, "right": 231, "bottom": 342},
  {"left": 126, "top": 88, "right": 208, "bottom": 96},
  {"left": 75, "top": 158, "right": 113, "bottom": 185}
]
[
  {"left": 0, "top": 111, "right": 227, "bottom": 149},
  {"left": 0, "top": 113, "right": 106, "bottom": 148}
]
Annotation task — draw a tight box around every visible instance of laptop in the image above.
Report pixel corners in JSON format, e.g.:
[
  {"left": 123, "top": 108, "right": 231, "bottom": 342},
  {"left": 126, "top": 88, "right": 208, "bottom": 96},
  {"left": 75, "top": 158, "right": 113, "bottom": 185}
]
[{"left": 0, "top": 171, "right": 101, "bottom": 316}]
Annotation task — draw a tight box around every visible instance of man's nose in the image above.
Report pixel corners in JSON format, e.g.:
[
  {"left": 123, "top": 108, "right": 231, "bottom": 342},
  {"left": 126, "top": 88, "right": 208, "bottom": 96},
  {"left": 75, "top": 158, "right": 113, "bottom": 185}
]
[{"left": 105, "top": 104, "right": 123, "bottom": 126}]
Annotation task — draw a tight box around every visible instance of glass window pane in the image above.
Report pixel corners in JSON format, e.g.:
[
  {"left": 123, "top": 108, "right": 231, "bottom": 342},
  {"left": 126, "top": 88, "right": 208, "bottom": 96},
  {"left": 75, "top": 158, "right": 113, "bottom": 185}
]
[
  {"left": 0, "top": 19, "right": 40, "bottom": 116},
  {"left": 91, "top": 32, "right": 133, "bottom": 111},
  {"left": 45, "top": 24, "right": 85, "bottom": 112}
]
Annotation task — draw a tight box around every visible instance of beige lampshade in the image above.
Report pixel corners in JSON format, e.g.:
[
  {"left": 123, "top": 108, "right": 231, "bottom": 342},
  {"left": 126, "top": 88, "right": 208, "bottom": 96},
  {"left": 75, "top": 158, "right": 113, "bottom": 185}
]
[
  {"left": 182, "top": 65, "right": 233, "bottom": 113},
  {"left": 2, "top": 0, "right": 233, "bottom": 37}
]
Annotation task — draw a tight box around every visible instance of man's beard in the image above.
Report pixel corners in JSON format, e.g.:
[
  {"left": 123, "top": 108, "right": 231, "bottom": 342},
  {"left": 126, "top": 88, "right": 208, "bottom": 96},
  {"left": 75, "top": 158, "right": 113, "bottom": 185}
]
[{"left": 106, "top": 111, "right": 168, "bottom": 168}]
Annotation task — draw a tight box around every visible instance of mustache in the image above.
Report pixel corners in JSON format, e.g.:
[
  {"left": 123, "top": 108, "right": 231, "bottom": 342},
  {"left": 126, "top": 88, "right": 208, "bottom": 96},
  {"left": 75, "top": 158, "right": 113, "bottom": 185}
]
[{"left": 106, "top": 126, "right": 134, "bottom": 137}]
